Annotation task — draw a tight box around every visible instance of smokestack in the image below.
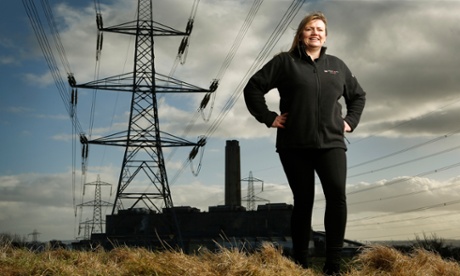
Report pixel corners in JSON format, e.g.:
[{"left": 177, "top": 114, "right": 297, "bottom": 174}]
[{"left": 225, "top": 140, "right": 241, "bottom": 207}]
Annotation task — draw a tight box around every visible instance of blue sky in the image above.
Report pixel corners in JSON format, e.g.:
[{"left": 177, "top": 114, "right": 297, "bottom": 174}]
[{"left": 2, "top": 0, "right": 460, "bottom": 243}]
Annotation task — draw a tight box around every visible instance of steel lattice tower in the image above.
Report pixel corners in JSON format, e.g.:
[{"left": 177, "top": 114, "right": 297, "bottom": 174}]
[
  {"left": 28, "top": 229, "right": 41, "bottom": 243},
  {"left": 77, "top": 175, "right": 112, "bottom": 240},
  {"left": 241, "top": 171, "right": 268, "bottom": 211},
  {"left": 73, "top": 0, "right": 215, "bottom": 216}
]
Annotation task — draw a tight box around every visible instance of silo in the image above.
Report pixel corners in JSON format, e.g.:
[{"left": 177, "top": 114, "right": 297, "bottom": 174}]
[{"left": 225, "top": 140, "right": 241, "bottom": 207}]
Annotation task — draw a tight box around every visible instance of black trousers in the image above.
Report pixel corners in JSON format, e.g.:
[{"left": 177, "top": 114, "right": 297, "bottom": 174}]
[{"left": 279, "top": 148, "right": 347, "bottom": 261}]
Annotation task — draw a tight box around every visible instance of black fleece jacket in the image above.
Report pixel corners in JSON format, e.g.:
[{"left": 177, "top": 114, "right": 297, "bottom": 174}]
[{"left": 244, "top": 46, "right": 366, "bottom": 151}]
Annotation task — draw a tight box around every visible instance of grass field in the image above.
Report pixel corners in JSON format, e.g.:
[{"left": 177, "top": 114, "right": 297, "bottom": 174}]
[{"left": 1, "top": 241, "right": 460, "bottom": 275}]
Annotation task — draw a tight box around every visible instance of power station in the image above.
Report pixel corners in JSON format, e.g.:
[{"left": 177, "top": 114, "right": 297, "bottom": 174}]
[{"left": 90, "top": 140, "right": 295, "bottom": 252}]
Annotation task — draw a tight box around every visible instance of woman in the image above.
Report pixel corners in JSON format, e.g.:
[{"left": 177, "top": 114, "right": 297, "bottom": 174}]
[{"left": 243, "top": 12, "right": 366, "bottom": 274}]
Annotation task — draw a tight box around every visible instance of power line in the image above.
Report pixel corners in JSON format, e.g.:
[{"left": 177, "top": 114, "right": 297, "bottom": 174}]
[
  {"left": 170, "top": 0, "right": 265, "bottom": 137},
  {"left": 349, "top": 129, "right": 460, "bottom": 171},
  {"left": 203, "top": 0, "right": 305, "bottom": 139},
  {"left": 168, "top": 0, "right": 306, "bottom": 186},
  {"left": 23, "top": 0, "right": 87, "bottom": 216},
  {"left": 23, "top": 0, "right": 84, "bottom": 133},
  {"left": 351, "top": 95, "right": 460, "bottom": 146},
  {"left": 347, "top": 181, "right": 460, "bottom": 208},
  {"left": 347, "top": 214, "right": 460, "bottom": 241},
  {"left": 346, "top": 212, "right": 460, "bottom": 230},
  {"left": 348, "top": 161, "right": 460, "bottom": 197},
  {"left": 168, "top": 0, "right": 278, "bottom": 183},
  {"left": 313, "top": 199, "right": 460, "bottom": 231},
  {"left": 348, "top": 142, "right": 460, "bottom": 179}
]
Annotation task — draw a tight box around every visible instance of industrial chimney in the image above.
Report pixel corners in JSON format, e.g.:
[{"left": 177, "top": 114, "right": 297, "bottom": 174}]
[{"left": 225, "top": 140, "right": 241, "bottom": 207}]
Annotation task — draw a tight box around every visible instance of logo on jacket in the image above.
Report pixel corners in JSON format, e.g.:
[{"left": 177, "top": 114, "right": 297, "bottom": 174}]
[{"left": 324, "top": 69, "right": 339, "bottom": 75}]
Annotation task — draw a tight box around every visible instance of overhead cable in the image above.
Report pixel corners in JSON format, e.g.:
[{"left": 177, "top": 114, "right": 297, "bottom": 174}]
[{"left": 203, "top": 0, "right": 305, "bottom": 139}]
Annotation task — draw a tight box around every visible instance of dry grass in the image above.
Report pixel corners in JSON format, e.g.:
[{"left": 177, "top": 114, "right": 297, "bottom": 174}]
[
  {"left": 1, "top": 242, "right": 460, "bottom": 275},
  {"left": 352, "top": 244, "right": 460, "bottom": 276}
]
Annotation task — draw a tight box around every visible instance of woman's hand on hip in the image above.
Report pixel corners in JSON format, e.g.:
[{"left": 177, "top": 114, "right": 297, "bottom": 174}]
[
  {"left": 344, "top": 121, "right": 352, "bottom": 132},
  {"left": 272, "top": 113, "right": 288, "bottom": 129}
]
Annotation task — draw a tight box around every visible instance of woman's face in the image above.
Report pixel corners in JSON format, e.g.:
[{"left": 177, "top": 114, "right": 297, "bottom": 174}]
[{"left": 301, "top": 19, "right": 327, "bottom": 50}]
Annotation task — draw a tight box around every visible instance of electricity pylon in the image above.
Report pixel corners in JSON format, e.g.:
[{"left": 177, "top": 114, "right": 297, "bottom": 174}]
[
  {"left": 28, "top": 229, "right": 40, "bottom": 243},
  {"left": 241, "top": 171, "right": 269, "bottom": 211},
  {"left": 77, "top": 175, "right": 112, "bottom": 240},
  {"left": 72, "top": 0, "right": 216, "bottom": 216}
]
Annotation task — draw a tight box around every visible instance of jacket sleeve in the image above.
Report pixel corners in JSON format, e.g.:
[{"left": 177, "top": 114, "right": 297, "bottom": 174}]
[
  {"left": 343, "top": 66, "right": 366, "bottom": 132},
  {"left": 243, "top": 55, "right": 282, "bottom": 128}
]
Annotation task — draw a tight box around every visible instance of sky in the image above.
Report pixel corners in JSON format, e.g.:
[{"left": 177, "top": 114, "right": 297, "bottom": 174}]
[{"left": 1, "top": 0, "right": 460, "bottom": 244}]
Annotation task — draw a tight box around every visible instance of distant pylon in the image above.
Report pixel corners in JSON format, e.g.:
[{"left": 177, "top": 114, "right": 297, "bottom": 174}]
[
  {"left": 241, "top": 171, "right": 269, "bottom": 211},
  {"left": 28, "top": 229, "right": 40, "bottom": 243},
  {"left": 77, "top": 175, "right": 112, "bottom": 239}
]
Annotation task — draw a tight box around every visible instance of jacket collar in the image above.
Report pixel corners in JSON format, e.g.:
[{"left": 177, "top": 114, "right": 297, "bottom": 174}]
[{"left": 292, "top": 44, "right": 327, "bottom": 62}]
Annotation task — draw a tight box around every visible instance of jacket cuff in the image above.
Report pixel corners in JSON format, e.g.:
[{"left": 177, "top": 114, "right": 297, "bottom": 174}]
[
  {"left": 344, "top": 118, "right": 355, "bottom": 132},
  {"left": 264, "top": 112, "right": 278, "bottom": 128}
]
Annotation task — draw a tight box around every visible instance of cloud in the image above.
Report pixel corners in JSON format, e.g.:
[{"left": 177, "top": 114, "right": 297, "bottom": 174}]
[
  {"left": 0, "top": 172, "right": 76, "bottom": 241},
  {"left": 23, "top": 72, "right": 55, "bottom": 87},
  {"left": 5, "top": 106, "right": 34, "bottom": 114},
  {"left": 0, "top": 173, "right": 73, "bottom": 207},
  {"left": 0, "top": 56, "right": 16, "bottom": 65}
]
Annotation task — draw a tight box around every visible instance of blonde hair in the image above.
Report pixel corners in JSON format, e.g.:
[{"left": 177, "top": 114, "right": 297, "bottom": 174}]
[{"left": 289, "top": 12, "right": 328, "bottom": 52}]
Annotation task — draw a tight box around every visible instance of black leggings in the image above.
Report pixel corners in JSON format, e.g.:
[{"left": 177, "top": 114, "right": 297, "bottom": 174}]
[{"left": 279, "top": 148, "right": 347, "bottom": 256}]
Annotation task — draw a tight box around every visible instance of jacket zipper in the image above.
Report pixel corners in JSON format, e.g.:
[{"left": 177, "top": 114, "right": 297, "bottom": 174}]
[{"left": 313, "top": 64, "right": 322, "bottom": 148}]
